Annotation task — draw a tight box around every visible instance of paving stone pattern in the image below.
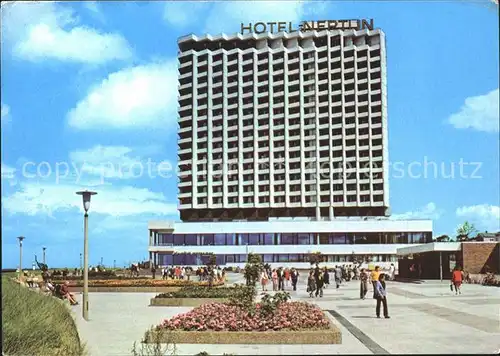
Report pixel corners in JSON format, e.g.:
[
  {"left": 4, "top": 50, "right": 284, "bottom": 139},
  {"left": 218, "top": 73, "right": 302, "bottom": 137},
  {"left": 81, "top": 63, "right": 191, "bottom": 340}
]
[{"left": 72, "top": 273, "right": 500, "bottom": 355}]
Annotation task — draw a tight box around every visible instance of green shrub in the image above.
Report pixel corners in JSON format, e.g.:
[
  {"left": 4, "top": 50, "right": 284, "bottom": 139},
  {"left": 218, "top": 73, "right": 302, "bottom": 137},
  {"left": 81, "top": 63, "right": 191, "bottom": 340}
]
[
  {"left": 259, "top": 291, "right": 291, "bottom": 317},
  {"left": 2, "top": 277, "right": 85, "bottom": 356},
  {"left": 244, "top": 253, "right": 263, "bottom": 286},
  {"left": 156, "top": 284, "right": 253, "bottom": 299},
  {"left": 228, "top": 284, "right": 258, "bottom": 316}
]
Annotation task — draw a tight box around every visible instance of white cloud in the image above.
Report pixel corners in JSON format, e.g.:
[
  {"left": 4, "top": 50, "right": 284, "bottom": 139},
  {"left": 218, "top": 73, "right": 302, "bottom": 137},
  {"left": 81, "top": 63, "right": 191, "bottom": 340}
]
[
  {"left": 164, "top": 0, "right": 329, "bottom": 34},
  {"left": 67, "top": 61, "right": 178, "bottom": 129},
  {"left": 83, "top": 1, "right": 106, "bottom": 23},
  {"left": 1, "top": 2, "right": 132, "bottom": 64},
  {"left": 2, "top": 182, "right": 178, "bottom": 217},
  {"left": 456, "top": 204, "right": 500, "bottom": 232},
  {"left": 69, "top": 145, "right": 144, "bottom": 179},
  {"left": 68, "top": 144, "right": 171, "bottom": 180},
  {"left": 448, "top": 88, "right": 499, "bottom": 133},
  {"left": 391, "top": 202, "right": 443, "bottom": 220},
  {"left": 1, "top": 103, "right": 11, "bottom": 124}
]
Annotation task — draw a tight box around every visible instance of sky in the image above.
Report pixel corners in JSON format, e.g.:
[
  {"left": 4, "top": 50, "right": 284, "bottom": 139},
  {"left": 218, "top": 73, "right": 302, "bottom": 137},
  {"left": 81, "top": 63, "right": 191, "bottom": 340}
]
[{"left": 1, "top": 0, "right": 499, "bottom": 269}]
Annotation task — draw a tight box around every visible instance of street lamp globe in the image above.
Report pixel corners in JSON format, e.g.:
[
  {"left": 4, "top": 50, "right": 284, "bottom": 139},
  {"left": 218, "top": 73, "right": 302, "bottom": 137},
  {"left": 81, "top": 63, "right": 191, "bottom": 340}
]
[
  {"left": 76, "top": 191, "right": 97, "bottom": 213},
  {"left": 17, "top": 236, "right": 25, "bottom": 245}
]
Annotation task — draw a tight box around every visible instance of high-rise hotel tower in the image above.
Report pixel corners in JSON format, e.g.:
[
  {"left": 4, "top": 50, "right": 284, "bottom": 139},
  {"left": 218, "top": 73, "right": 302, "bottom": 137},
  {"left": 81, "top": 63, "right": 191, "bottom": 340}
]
[
  {"left": 149, "top": 28, "right": 432, "bottom": 269},
  {"left": 177, "top": 29, "right": 389, "bottom": 222}
]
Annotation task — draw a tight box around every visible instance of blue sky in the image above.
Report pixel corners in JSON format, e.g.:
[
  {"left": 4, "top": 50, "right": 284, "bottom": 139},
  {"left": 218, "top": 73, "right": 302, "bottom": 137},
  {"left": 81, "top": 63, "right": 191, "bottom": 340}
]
[{"left": 1, "top": 1, "right": 499, "bottom": 269}]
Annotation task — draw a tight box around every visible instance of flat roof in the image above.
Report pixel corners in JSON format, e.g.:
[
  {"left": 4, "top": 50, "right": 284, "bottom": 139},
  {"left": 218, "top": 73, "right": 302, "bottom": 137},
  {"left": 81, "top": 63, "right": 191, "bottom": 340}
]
[
  {"left": 396, "top": 242, "right": 461, "bottom": 256},
  {"left": 178, "top": 28, "right": 384, "bottom": 44},
  {"left": 148, "top": 219, "right": 432, "bottom": 234}
]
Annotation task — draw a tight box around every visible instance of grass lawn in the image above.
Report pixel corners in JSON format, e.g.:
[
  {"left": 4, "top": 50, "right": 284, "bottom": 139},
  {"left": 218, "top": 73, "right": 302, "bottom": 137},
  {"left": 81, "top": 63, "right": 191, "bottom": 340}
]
[{"left": 1, "top": 277, "right": 85, "bottom": 356}]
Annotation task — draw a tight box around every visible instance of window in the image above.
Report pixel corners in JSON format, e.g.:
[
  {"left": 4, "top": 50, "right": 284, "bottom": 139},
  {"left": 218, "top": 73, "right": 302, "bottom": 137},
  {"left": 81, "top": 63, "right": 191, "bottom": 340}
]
[
  {"left": 262, "top": 233, "right": 274, "bottom": 245},
  {"left": 297, "top": 233, "right": 313, "bottom": 245},
  {"left": 173, "top": 235, "right": 185, "bottom": 245},
  {"left": 239, "top": 234, "right": 249, "bottom": 245},
  {"left": 330, "top": 234, "right": 346, "bottom": 244},
  {"left": 214, "top": 234, "right": 226, "bottom": 245},
  {"left": 226, "top": 233, "right": 236, "bottom": 245},
  {"left": 278, "top": 254, "right": 289, "bottom": 262},
  {"left": 202, "top": 234, "right": 214, "bottom": 245},
  {"left": 159, "top": 233, "right": 173, "bottom": 245},
  {"left": 249, "top": 234, "right": 260, "bottom": 245},
  {"left": 263, "top": 254, "right": 274, "bottom": 262},
  {"left": 319, "top": 234, "right": 330, "bottom": 244},
  {"left": 185, "top": 234, "right": 197, "bottom": 245},
  {"left": 281, "top": 234, "right": 296, "bottom": 244}
]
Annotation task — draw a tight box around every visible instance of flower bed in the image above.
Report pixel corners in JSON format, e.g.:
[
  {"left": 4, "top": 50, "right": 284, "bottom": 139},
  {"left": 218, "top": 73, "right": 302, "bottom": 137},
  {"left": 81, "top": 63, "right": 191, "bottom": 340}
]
[
  {"left": 144, "top": 301, "right": 341, "bottom": 344},
  {"left": 155, "top": 285, "right": 252, "bottom": 299}
]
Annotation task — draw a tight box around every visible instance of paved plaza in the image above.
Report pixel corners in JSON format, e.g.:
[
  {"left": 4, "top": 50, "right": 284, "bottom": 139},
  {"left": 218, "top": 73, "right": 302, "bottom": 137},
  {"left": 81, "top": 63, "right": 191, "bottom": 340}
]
[{"left": 72, "top": 273, "right": 500, "bottom": 355}]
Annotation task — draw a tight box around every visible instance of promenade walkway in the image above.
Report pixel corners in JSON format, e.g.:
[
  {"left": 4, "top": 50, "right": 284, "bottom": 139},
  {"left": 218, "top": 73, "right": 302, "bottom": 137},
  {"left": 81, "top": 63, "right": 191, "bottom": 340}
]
[{"left": 72, "top": 273, "right": 500, "bottom": 355}]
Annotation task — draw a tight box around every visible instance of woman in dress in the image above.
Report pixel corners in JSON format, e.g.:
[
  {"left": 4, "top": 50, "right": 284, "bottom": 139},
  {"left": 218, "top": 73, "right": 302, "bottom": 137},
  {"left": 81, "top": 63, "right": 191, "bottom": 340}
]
[
  {"left": 260, "top": 270, "right": 269, "bottom": 292},
  {"left": 307, "top": 270, "right": 317, "bottom": 298},
  {"left": 271, "top": 269, "right": 278, "bottom": 291}
]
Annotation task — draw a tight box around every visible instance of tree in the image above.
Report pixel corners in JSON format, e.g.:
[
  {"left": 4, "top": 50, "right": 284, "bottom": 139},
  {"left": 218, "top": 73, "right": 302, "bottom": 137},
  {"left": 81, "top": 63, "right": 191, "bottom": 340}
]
[
  {"left": 244, "top": 253, "right": 263, "bottom": 286},
  {"left": 433, "top": 234, "right": 451, "bottom": 242},
  {"left": 207, "top": 254, "right": 217, "bottom": 267},
  {"left": 308, "top": 252, "right": 324, "bottom": 265},
  {"left": 456, "top": 221, "right": 477, "bottom": 241}
]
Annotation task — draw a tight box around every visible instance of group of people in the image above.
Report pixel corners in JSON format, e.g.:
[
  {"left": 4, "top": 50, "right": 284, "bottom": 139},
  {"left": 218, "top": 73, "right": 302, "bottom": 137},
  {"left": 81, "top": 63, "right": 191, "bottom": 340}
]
[
  {"left": 307, "top": 266, "right": 330, "bottom": 297},
  {"left": 258, "top": 263, "right": 392, "bottom": 319},
  {"left": 195, "top": 266, "right": 226, "bottom": 283},
  {"left": 152, "top": 265, "right": 227, "bottom": 285},
  {"left": 155, "top": 266, "right": 191, "bottom": 280},
  {"left": 42, "top": 279, "right": 79, "bottom": 305},
  {"left": 260, "top": 266, "right": 300, "bottom": 292}
]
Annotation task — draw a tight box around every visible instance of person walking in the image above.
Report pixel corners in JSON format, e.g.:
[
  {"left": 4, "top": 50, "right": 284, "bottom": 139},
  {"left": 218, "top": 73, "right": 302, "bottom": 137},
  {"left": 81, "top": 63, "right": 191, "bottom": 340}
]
[
  {"left": 360, "top": 268, "right": 369, "bottom": 299},
  {"left": 291, "top": 268, "right": 299, "bottom": 291},
  {"left": 451, "top": 266, "right": 463, "bottom": 295},
  {"left": 277, "top": 267, "right": 285, "bottom": 291},
  {"left": 371, "top": 266, "right": 381, "bottom": 298},
  {"left": 334, "top": 265, "right": 342, "bottom": 289},
  {"left": 323, "top": 267, "right": 330, "bottom": 288},
  {"left": 389, "top": 263, "right": 396, "bottom": 281},
  {"left": 307, "top": 271, "right": 316, "bottom": 298},
  {"left": 284, "top": 268, "right": 291, "bottom": 289},
  {"left": 261, "top": 270, "right": 269, "bottom": 292},
  {"left": 374, "top": 273, "right": 390, "bottom": 318},
  {"left": 151, "top": 264, "right": 156, "bottom": 279},
  {"left": 353, "top": 265, "right": 359, "bottom": 280},
  {"left": 272, "top": 269, "right": 278, "bottom": 291},
  {"left": 315, "top": 270, "right": 325, "bottom": 297}
]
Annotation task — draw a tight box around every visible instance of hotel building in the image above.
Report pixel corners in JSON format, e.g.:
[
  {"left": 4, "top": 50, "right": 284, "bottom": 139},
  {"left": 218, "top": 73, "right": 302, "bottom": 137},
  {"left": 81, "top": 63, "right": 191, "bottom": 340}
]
[{"left": 148, "top": 27, "right": 433, "bottom": 269}]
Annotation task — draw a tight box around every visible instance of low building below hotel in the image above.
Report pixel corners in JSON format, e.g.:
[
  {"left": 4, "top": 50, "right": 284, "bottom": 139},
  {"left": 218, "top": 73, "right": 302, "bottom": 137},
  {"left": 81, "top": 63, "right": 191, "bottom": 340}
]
[
  {"left": 397, "top": 241, "right": 500, "bottom": 279},
  {"left": 148, "top": 219, "right": 433, "bottom": 270}
]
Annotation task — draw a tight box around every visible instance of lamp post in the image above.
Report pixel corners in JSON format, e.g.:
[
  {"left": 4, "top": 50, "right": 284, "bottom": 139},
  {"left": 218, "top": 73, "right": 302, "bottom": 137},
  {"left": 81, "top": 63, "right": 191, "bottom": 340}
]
[
  {"left": 80, "top": 253, "right": 83, "bottom": 270},
  {"left": 42, "top": 246, "right": 47, "bottom": 265},
  {"left": 17, "top": 236, "right": 25, "bottom": 282},
  {"left": 76, "top": 190, "right": 97, "bottom": 321}
]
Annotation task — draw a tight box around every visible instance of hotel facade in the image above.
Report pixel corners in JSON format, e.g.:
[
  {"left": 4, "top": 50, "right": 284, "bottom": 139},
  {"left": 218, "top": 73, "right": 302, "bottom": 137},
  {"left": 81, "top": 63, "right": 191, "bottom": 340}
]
[{"left": 148, "top": 27, "right": 433, "bottom": 269}]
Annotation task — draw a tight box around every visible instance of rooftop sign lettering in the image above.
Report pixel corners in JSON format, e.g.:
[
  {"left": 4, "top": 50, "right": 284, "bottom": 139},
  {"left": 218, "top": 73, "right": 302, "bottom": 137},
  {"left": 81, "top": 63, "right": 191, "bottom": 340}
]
[{"left": 240, "top": 19, "right": 374, "bottom": 35}]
